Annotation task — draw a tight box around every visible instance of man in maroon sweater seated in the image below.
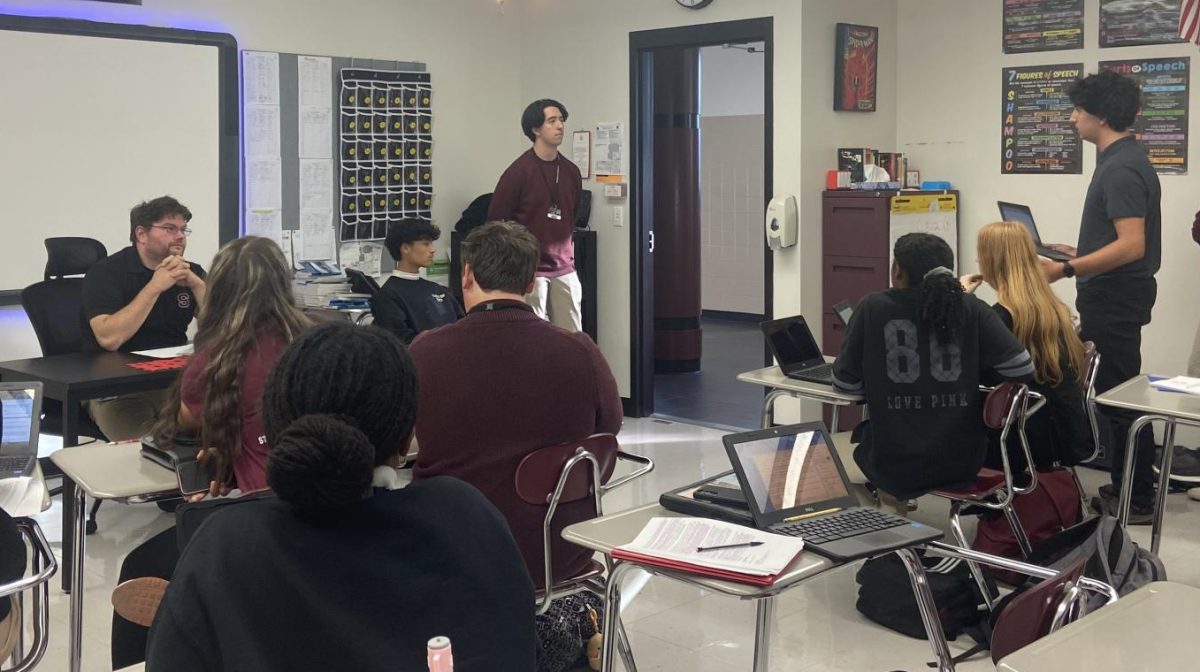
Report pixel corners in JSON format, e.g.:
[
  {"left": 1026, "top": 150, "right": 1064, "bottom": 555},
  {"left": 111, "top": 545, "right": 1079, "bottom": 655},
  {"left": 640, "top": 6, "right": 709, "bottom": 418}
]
[
  {"left": 487, "top": 98, "right": 584, "bottom": 332},
  {"left": 410, "top": 221, "right": 622, "bottom": 587}
]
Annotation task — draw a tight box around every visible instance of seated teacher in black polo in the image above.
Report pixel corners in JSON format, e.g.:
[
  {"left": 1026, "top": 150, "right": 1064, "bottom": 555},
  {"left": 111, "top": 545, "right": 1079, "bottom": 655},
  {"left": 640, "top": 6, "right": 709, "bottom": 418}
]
[{"left": 81, "top": 196, "right": 207, "bottom": 441}]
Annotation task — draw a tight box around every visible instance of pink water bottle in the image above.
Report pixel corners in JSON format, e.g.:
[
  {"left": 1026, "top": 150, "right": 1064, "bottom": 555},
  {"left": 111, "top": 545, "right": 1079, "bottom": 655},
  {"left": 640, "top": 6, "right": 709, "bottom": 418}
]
[{"left": 427, "top": 636, "right": 453, "bottom": 672}]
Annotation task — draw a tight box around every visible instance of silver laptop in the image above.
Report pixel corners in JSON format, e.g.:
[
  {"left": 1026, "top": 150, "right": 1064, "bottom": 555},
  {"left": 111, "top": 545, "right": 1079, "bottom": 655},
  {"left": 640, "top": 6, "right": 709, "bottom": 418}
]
[
  {"left": 997, "top": 201, "right": 1075, "bottom": 261},
  {"left": 760, "top": 315, "right": 834, "bottom": 384},
  {"left": 723, "top": 422, "right": 942, "bottom": 561},
  {"left": 0, "top": 382, "right": 43, "bottom": 479}
]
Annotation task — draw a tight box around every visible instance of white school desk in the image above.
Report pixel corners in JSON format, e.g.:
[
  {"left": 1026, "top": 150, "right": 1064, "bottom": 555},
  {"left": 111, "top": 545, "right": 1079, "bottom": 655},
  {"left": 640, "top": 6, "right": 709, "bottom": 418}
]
[
  {"left": 1093, "top": 375, "right": 1200, "bottom": 553},
  {"left": 996, "top": 581, "right": 1200, "bottom": 672},
  {"left": 50, "top": 442, "right": 179, "bottom": 672},
  {"left": 562, "top": 503, "right": 956, "bottom": 672},
  {"left": 736, "top": 363, "right": 864, "bottom": 432}
]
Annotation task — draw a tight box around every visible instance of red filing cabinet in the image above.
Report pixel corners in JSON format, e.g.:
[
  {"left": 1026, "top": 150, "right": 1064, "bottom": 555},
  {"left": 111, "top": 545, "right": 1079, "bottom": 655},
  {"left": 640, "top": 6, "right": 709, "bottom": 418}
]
[{"left": 820, "top": 190, "right": 960, "bottom": 431}]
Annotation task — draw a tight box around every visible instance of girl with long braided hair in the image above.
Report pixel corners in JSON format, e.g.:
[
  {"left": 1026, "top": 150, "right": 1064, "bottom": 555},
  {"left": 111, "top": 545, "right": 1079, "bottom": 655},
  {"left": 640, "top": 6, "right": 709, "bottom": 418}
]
[{"left": 831, "top": 233, "right": 1035, "bottom": 504}]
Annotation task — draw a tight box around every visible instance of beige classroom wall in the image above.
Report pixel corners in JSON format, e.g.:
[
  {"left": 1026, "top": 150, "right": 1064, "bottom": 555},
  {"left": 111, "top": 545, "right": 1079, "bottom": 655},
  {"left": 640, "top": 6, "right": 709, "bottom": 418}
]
[{"left": 897, "top": 0, "right": 1200, "bottom": 379}]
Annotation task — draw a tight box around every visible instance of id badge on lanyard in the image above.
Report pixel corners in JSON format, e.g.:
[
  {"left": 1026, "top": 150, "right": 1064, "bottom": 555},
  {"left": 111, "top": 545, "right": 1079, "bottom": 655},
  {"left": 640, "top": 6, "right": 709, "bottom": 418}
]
[{"left": 547, "top": 205, "right": 563, "bottom": 220}]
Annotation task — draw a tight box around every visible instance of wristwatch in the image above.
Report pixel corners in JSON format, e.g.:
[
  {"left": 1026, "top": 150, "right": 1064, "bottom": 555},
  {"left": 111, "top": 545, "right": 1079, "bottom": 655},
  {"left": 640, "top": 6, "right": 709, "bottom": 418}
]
[{"left": 1061, "top": 260, "right": 1076, "bottom": 278}]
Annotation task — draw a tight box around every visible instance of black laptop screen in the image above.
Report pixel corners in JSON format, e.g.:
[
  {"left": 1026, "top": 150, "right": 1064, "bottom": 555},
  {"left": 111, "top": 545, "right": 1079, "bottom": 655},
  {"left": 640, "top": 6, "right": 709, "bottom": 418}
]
[
  {"left": 728, "top": 430, "right": 850, "bottom": 514},
  {"left": 0, "top": 388, "right": 37, "bottom": 453},
  {"left": 998, "top": 202, "right": 1042, "bottom": 245},
  {"left": 762, "top": 318, "right": 823, "bottom": 369}
]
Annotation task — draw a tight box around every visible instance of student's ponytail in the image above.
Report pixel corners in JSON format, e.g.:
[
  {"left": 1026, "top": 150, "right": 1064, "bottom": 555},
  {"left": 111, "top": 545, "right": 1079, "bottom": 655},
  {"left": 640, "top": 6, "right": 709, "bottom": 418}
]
[
  {"left": 894, "top": 233, "right": 964, "bottom": 344},
  {"left": 261, "top": 322, "right": 418, "bottom": 523}
]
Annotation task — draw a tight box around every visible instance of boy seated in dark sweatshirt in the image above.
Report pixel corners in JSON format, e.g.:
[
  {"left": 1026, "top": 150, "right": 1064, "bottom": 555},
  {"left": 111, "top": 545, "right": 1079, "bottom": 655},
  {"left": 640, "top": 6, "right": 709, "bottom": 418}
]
[{"left": 371, "top": 219, "right": 463, "bottom": 344}]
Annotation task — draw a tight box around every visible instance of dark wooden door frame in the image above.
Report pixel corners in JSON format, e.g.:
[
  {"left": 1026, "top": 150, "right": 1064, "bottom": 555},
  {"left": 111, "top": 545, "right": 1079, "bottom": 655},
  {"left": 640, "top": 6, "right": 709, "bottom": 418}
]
[{"left": 627, "top": 17, "right": 774, "bottom": 417}]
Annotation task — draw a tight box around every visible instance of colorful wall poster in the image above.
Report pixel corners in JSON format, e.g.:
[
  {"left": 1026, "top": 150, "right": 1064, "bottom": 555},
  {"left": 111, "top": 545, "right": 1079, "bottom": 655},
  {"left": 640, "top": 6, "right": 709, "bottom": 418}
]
[
  {"left": 1100, "top": 57, "right": 1190, "bottom": 174},
  {"left": 1100, "top": 0, "right": 1186, "bottom": 48},
  {"left": 1003, "top": 0, "right": 1085, "bottom": 54},
  {"left": 1001, "top": 64, "right": 1084, "bottom": 174},
  {"left": 834, "top": 23, "right": 878, "bottom": 112}
]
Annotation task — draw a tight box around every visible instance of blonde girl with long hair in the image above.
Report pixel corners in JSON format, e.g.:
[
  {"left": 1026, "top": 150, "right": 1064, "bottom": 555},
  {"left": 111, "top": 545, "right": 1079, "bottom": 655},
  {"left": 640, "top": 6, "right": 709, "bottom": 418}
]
[{"left": 964, "top": 221, "right": 1092, "bottom": 468}]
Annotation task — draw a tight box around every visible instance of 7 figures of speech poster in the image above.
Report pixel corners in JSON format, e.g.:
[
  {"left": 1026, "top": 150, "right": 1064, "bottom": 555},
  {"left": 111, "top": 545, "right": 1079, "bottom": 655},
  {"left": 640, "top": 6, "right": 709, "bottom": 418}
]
[{"left": 834, "top": 23, "right": 878, "bottom": 112}]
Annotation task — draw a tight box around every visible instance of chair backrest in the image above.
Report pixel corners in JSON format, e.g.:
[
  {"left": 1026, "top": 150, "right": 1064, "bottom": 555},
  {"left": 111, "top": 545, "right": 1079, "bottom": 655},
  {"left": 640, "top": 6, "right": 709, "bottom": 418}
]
[
  {"left": 345, "top": 268, "right": 381, "bottom": 296},
  {"left": 43, "top": 237, "right": 106, "bottom": 280},
  {"left": 20, "top": 278, "right": 87, "bottom": 356},
  {"left": 1080, "top": 341, "right": 1102, "bottom": 462},
  {"left": 990, "top": 556, "right": 1088, "bottom": 663},
  {"left": 514, "top": 434, "right": 619, "bottom": 607},
  {"left": 514, "top": 434, "right": 619, "bottom": 507},
  {"left": 983, "top": 382, "right": 1039, "bottom": 497}
]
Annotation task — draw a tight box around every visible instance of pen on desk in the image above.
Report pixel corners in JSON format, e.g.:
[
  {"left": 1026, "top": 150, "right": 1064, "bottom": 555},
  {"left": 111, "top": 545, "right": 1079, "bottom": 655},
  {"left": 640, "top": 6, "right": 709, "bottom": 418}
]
[{"left": 696, "top": 541, "right": 764, "bottom": 552}]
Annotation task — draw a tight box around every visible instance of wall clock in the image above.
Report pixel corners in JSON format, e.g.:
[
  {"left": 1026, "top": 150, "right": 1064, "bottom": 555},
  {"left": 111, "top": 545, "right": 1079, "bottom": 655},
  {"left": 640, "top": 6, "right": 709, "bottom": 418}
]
[{"left": 676, "top": 0, "right": 714, "bottom": 9}]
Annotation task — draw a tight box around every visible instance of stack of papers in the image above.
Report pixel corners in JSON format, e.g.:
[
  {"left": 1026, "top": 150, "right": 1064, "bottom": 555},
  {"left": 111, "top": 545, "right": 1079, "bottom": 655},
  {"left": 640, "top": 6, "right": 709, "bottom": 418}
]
[
  {"left": 0, "top": 475, "right": 46, "bottom": 517},
  {"left": 132, "top": 344, "right": 194, "bottom": 359},
  {"left": 613, "top": 517, "right": 805, "bottom": 585},
  {"left": 1149, "top": 376, "right": 1200, "bottom": 396},
  {"left": 293, "top": 276, "right": 352, "bottom": 307}
]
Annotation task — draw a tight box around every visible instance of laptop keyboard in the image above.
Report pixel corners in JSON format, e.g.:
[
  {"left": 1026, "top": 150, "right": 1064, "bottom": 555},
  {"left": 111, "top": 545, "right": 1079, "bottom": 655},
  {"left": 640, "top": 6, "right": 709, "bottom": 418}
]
[
  {"left": 773, "top": 507, "right": 908, "bottom": 545},
  {"left": 0, "top": 456, "right": 32, "bottom": 473},
  {"left": 787, "top": 363, "right": 833, "bottom": 384}
]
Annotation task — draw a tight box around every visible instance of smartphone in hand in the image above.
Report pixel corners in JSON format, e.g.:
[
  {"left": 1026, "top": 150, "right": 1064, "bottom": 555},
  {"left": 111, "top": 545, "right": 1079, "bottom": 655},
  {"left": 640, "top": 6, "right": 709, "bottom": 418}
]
[{"left": 176, "top": 455, "right": 216, "bottom": 496}]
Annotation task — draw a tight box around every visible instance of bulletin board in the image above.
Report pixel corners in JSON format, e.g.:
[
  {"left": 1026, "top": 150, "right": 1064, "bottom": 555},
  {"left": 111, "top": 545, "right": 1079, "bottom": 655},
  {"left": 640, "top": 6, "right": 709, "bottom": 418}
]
[{"left": 240, "top": 51, "right": 429, "bottom": 273}]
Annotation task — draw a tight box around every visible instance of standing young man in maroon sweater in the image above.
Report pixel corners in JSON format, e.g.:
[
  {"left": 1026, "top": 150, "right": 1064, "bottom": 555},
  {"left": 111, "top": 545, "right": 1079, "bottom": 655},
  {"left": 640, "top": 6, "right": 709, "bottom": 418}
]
[
  {"left": 487, "top": 98, "right": 584, "bottom": 332},
  {"left": 409, "top": 222, "right": 621, "bottom": 586}
]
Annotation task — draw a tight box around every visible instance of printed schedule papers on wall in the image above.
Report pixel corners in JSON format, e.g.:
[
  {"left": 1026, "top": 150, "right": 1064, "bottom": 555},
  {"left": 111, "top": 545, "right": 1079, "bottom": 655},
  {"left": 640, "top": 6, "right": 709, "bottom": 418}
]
[{"left": 612, "top": 517, "right": 804, "bottom": 585}]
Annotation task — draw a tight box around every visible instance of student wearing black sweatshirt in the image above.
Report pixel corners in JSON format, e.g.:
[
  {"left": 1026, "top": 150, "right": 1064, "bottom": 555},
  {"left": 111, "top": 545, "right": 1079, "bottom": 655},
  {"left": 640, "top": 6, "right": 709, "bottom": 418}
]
[
  {"left": 832, "top": 233, "right": 1035, "bottom": 501},
  {"left": 145, "top": 323, "right": 536, "bottom": 671},
  {"left": 371, "top": 219, "right": 463, "bottom": 343}
]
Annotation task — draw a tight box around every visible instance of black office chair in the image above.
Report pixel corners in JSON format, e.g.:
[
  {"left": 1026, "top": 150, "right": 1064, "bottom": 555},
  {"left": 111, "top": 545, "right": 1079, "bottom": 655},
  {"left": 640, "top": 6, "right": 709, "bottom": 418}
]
[{"left": 21, "top": 237, "right": 110, "bottom": 532}]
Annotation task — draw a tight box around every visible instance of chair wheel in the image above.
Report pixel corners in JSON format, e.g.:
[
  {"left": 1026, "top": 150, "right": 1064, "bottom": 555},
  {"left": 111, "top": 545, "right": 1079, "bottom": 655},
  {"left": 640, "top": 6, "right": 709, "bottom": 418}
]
[{"left": 85, "top": 520, "right": 98, "bottom": 535}]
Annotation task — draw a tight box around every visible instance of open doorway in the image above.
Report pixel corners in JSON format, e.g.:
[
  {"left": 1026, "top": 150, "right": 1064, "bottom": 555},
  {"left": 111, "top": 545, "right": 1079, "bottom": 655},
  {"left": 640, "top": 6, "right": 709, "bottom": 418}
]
[{"left": 628, "top": 18, "right": 774, "bottom": 427}]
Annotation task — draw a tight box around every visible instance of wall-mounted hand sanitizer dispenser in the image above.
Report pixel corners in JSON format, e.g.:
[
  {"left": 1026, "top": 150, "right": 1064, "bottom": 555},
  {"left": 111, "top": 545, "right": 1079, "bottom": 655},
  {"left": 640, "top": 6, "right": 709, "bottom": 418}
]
[{"left": 765, "top": 195, "right": 797, "bottom": 250}]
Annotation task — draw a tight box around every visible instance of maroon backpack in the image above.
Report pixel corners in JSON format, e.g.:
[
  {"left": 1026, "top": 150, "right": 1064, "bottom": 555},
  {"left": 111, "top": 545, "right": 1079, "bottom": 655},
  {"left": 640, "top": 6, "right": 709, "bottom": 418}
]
[{"left": 971, "top": 468, "right": 1082, "bottom": 584}]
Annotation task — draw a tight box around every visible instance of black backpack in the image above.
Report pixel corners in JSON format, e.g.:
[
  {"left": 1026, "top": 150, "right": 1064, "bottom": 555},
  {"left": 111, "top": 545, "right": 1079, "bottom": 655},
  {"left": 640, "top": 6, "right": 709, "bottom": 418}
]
[{"left": 856, "top": 551, "right": 996, "bottom": 645}]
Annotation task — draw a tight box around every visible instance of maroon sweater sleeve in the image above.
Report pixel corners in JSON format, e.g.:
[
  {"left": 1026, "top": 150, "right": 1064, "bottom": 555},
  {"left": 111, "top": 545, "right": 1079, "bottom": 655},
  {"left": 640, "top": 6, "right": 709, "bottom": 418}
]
[
  {"left": 487, "top": 161, "right": 523, "bottom": 221},
  {"left": 577, "top": 334, "right": 622, "bottom": 435}
]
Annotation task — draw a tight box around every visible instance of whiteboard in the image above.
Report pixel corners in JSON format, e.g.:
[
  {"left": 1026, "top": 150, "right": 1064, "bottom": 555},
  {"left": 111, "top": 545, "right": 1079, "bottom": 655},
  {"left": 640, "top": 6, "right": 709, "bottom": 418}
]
[
  {"left": 889, "top": 193, "right": 959, "bottom": 274},
  {"left": 0, "top": 29, "right": 221, "bottom": 291}
]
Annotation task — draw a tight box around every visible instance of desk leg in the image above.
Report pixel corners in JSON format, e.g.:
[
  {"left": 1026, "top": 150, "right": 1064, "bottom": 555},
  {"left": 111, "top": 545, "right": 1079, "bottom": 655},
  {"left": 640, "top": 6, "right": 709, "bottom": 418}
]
[
  {"left": 68, "top": 485, "right": 86, "bottom": 672},
  {"left": 60, "top": 477, "right": 77, "bottom": 593},
  {"left": 897, "top": 548, "right": 954, "bottom": 672},
  {"left": 752, "top": 596, "right": 775, "bottom": 672},
  {"left": 1150, "top": 419, "right": 1176, "bottom": 555},
  {"left": 601, "top": 562, "right": 637, "bottom": 672},
  {"left": 761, "top": 390, "right": 789, "bottom": 429},
  {"left": 1117, "top": 415, "right": 1158, "bottom": 528}
]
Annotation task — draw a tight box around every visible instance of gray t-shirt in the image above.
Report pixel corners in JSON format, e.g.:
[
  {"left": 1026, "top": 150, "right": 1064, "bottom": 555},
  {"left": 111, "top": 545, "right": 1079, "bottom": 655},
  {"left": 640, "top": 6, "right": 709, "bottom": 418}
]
[{"left": 1077, "top": 135, "right": 1161, "bottom": 286}]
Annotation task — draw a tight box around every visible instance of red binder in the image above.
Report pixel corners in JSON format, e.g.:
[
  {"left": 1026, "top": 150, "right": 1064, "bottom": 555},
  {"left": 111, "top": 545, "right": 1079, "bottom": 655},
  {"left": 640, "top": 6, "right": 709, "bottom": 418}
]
[{"left": 610, "top": 548, "right": 783, "bottom": 586}]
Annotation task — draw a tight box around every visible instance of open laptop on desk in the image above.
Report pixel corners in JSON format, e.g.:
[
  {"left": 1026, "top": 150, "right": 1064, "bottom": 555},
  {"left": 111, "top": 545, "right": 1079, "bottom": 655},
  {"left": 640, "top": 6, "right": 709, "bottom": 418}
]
[
  {"left": 997, "top": 201, "right": 1075, "bottom": 261},
  {"left": 0, "top": 382, "right": 43, "bottom": 479},
  {"left": 723, "top": 422, "right": 941, "bottom": 561},
  {"left": 760, "top": 315, "right": 834, "bottom": 384}
]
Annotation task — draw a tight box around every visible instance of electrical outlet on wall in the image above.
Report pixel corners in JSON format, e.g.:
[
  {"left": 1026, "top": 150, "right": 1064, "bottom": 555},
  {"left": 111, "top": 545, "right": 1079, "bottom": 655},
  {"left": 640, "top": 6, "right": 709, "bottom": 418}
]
[{"left": 612, "top": 206, "right": 624, "bottom": 227}]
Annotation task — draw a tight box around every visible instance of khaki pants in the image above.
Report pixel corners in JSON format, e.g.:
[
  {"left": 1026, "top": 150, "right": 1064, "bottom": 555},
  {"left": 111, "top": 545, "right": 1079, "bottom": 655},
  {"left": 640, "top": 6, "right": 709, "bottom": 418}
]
[
  {"left": 87, "top": 389, "right": 167, "bottom": 442},
  {"left": 526, "top": 271, "right": 583, "bottom": 333}
]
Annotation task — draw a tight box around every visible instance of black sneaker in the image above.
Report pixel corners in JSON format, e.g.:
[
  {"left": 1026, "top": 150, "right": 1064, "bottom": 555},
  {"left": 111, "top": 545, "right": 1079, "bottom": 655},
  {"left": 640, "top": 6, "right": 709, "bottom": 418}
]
[
  {"left": 1152, "top": 445, "right": 1200, "bottom": 490},
  {"left": 1092, "top": 485, "right": 1153, "bottom": 525}
]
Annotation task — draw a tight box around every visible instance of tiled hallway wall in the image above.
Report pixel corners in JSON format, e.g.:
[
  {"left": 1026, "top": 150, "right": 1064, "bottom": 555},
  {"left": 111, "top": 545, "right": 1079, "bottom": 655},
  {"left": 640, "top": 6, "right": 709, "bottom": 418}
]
[{"left": 699, "top": 114, "right": 765, "bottom": 315}]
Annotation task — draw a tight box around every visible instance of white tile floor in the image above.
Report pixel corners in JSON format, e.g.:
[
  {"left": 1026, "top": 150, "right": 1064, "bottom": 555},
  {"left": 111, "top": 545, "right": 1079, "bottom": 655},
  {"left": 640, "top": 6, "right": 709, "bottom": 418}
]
[{"left": 4, "top": 303, "right": 1200, "bottom": 671}]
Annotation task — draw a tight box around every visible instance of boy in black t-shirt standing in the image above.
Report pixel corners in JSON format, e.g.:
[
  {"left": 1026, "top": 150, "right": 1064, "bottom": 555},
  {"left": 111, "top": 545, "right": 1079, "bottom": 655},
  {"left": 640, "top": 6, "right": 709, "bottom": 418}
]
[
  {"left": 1041, "top": 71, "right": 1162, "bottom": 523},
  {"left": 832, "top": 234, "right": 1034, "bottom": 501},
  {"left": 371, "top": 219, "right": 463, "bottom": 344}
]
